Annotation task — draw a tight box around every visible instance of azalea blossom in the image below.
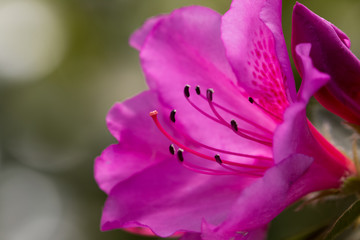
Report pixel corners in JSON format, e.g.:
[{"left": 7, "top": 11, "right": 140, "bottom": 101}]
[
  {"left": 95, "top": 0, "right": 355, "bottom": 239},
  {"left": 292, "top": 3, "right": 360, "bottom": 125}
]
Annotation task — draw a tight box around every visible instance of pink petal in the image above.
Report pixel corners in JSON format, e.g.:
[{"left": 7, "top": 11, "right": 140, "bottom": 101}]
[
  {"left": 95, "top": 91, "right": 171, "bottom": 193},
  {"left": 274, "top": 102, "right": 350, "bottom": 191},
  {"left": 295, "top": 43, "right": 330, "bottom": 102},
  {"left": 140, "top": 6, "right": 275, "bottom": 158},
  {"left": 260, "top": 0, "right": 296, "bottom": 100},
  {"left": 129, "top": 15, "right": 167, "bottom": 51},
  {"left": 274, "top": 43, "right": 354, "bottom": 187},
  {"left": 202, "top": 154, "right": 313, "bottom": 239},
  {"left": 195, "top": 42, "right": 355, "bottom": 238},
  {"left": 292, "top": 3, "right": 360, "bottom": 124},
  {"left": 100, "top": 158, "right": 256, "bottom": 237},
  {"left": 222, "top": 0, "right": 295, "bottom": 118}
]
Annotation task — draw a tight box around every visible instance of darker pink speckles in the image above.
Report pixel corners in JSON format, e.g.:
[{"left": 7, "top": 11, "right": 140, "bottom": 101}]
[
  {"left": 263, "top": 52, "right": 270, "bottom": 62},
  {"left": 261, "top": 63, "right": 268, "bottom": 72},
  {"left": 247, "top": 26, "right": 289, "bottom": 120},
  {"left": 255, "top": 49, "right": 261, "bottom": 58}
]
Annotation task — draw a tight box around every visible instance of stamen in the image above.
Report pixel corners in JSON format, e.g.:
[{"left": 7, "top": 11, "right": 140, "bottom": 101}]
[
  {"left": 169, "top": 144, "right": 175, "bottom": 155},
  {"left": 182, "top": 85, "right": 272, "bottom": 146},
  {"left": 206, "top": 97, "right": 272, "bottom": 135},
  {"left": 184, "top": 85, "right": 190, "bottom": 98},
  {"left": 185, "top": 97, "right": 221, "bottom": 123},
  {"left": 220, "top": 163, "right": 264, "bottom": 177},
  {"left": 150, "top": 111, "right": 269, "bottom": 170},
  {"left": 249, "top": 97, "right": 282, "bottom": 121},
  {"left": 231, "top": 120, "right": 238, "bottom": 132},
  {"left": 186, "top": 90, "right": 272, "bottom": 144},
  {"left": 215, "top": 154, "right": 222, "bottom": 164},
  {"left": 179, "top": 130, "right": 273, "bottom": 162},
  {"left": 195, "top": 85, "right": 201, "bottom": 95},
  {"left": 206, "top": 97, "right": 272, "bottom": 146},
  {"left": 181, "top": 163, "right": 232, "bottom": 175},
  {"left": 206, "top": 88, "right": 214, "bottom": 102},
  {"left": 170, "top": 110, "right": 176, "bottom": 123},
  {"left": 195, "top": 87, "right": 272, "bottom": 135},
  {"left": 181, "top": 160, "right": 264, "bottom": 177},
  {"left": 177, "top": 149, "right": 184, "bottom": 162},
  {"left": 175, "top": 153, "right": 265, "bottom": 176}
]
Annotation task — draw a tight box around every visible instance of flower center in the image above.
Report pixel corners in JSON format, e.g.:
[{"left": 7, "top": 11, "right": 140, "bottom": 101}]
[{"left": 150, "top": 85, "right": 279, "bottom": 177}]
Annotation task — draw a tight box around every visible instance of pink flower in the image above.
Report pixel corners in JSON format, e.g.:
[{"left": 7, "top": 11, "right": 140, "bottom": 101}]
[
  {"left": 292, "top": 3, "right": 360, "bottom": 125},
  {"left": 94, "top": 1, "right": 355, "bottom": 239}
]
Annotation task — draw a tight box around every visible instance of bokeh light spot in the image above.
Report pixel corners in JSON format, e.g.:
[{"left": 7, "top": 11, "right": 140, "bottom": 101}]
[{"left": 0, "top": 0, "right": 67, "bottom": 82}]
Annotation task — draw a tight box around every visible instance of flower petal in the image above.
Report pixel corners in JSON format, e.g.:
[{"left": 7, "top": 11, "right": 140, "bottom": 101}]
[
  {"left": 295, "top": 43, "right": 330, "bottom": 102},
  {"left": 260, "top": 0, "right": 296, "bottom": 100},
  {"left": 140, "top": 6, "right": 275, "bottom": 157},
  {"left": 274, "top": 42, "right": 354, "bottom": 187},
  {"left": 100, "top": 158, "right": 256, "bottom": 237},
  {"left": 274, "top": 102, "right": 349, "bottom": 192},
  {"left": 222, "top": 0, "right": 295, "bottom": 118},
  {"left": 129, "top": 15, "right": 166, "bottom": 51},
  {"left": 95, "top": 90, "right": 171, "bottom": 193},
  {"left": 292, "top": 3, "right": 360, "bottom": 124},
  {"left": 197, "top": 43, "right": 354, "bottom": 237},
  {"left": 202, "top": 154, "right": 313, "bottom": 239}
]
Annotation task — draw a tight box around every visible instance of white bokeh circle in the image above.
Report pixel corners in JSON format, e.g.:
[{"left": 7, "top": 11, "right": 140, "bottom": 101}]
[
  {"left": 0, "top": 167, "right": 62, "bottom": 240},
  {"left": 0, "top": 0, "right": 67, "bottom": 82}
]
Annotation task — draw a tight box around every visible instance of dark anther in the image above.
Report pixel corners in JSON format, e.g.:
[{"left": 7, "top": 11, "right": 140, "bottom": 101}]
[
  {"left": 169, "top": 144, "right": 175, "bottom": 155},
  {"left": 195, "top": 85, "right": 201, "bottom": 95},
  {"left": 177, "top": 149, "right": 184, "bottom": 162},
  {"left": 170, "top": 110, "right": 176, "bottom": 123},
  {"left": 230, "top": 120, "right": 238, "bottom": 132},
  {"left": 248, "top": 97, "right": 254, "bottom": 104},
  {"left": 206, "top": 88, "right": 214, "bottom": 102},
  {"left": 215, "top": 154, "right": 222, "bottom": 164},
  {"left": 184, "top": 85, "right": 190, "bottom": 98}
]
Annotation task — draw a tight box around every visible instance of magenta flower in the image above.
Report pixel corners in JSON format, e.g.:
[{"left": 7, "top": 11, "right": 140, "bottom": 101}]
[
  {"left": 292, "top": 3, "right": 360, "bottom": 125},
  {"left": 95, "top": 1, "right": 355, "bottom": 239}
]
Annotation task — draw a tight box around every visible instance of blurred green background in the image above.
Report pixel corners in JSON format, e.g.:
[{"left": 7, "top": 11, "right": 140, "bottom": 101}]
[{"left": 0, "top": 0, "right": 359, "bottom": 239}]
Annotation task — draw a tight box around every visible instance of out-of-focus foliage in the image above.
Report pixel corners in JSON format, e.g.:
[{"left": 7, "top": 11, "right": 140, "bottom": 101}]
[{"left": 0, "top": 0, "right": 358, "bottom": 239}]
